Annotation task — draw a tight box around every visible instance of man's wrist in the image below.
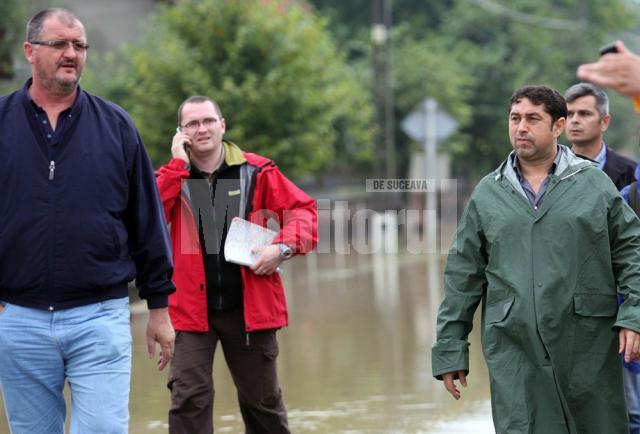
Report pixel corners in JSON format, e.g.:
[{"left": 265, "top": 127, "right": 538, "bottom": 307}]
[
  {"left": 149, "top": 306, "right": 170, "bottom": 318},
  {"left": 277, "top": 243, "right": 293, "bottom": 260}
]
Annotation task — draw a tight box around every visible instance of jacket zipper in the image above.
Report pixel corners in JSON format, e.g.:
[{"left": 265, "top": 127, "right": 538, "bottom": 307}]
[
  {"left": 208, "top": 176, "right": 224, "bottom": 310},
  {"left": 49, "top": 161, "right": 56, "bottom": 180},
  {"left": 47, "top": 156, "right": 56, "bottom": 310}
]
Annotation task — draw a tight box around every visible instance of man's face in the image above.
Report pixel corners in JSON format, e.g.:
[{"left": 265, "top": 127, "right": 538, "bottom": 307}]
[
  {"left": 180, "top": 101, "right": 226, "bottom": 156},
  {"left": 508, "top": 98, "right": 565, "bottom": 162},
  {"left": 565, "top": 95, "right": 609, "bottom": 147},
  {"left": 24, "top": 15, "right": 87, "bottom": 96}
]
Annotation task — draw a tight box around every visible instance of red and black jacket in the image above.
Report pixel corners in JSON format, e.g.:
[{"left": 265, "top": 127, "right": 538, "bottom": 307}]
[{"left": 156, "top": 141, "right": 317, "bottom": 332}]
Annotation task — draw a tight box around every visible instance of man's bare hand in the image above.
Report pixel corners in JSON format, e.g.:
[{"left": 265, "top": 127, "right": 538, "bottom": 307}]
[
  {"left": 442, "top": 370, "right": 468, "bottom": 400},
  {"left": 147, "top": 307, "right": 175, "bottom": 370},
  {"left": 620, "top": 328, "right": 640, "bottom": 363},
  {"left": 250, "top": 245, "right": 283, "bottom": 276},
  {"left": 171, "top": 131, "right": 191, "bottom": 163},
  {"left": 577, "top": 40, "right": 640, "bottom": 98}
]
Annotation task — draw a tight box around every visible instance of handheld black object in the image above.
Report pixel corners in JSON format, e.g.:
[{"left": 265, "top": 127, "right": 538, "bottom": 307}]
[
  {"left": 176, "top": 126, "right": 189, "bottom": 152},
  {"left": 599, "top": 42, "right": 618, "bottom": 56},
  {"left": 595, "top": 41, "right": 640, "bottom": 113}
]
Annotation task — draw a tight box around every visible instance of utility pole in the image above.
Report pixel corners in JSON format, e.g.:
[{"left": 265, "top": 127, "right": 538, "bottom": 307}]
[{"left": 371, "top": 0, "right": 396, "bottom": 180}]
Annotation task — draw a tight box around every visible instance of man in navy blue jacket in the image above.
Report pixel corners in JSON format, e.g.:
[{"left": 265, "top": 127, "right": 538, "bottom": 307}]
[{"left": 0, "top": 8, "right": 175, "bottom": 434}]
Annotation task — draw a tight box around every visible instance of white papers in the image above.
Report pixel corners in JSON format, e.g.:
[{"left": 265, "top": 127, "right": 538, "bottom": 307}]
[{"left": 224, "top": 217, "right": 279, "bottom": 267}]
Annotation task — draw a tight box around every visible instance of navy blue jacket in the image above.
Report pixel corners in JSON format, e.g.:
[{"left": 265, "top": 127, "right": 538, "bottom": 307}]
[
  {"left": 0, "top": 80, "right": 175, "bottom": 310},
  {"left": 603, "top": 146, "right": 636, "bottom": 191}
]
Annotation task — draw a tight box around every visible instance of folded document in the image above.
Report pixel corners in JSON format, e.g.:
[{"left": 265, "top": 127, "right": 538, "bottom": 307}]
[{"left": 224, "top": 217, "right": 279, "bottom": 267}]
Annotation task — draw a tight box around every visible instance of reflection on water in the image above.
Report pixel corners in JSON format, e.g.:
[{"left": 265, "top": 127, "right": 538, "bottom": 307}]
[{"left": 0, "top": 249, "right": 494, "bottom": 433}]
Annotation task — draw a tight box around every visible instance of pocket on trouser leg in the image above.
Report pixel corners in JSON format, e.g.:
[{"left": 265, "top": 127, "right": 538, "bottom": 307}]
[{"left": 260, "top": 341, "right": 283, "bottom": 408}]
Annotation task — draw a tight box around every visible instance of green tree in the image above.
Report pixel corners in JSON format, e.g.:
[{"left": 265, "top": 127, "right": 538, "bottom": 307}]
[
  {"left": 307, "top": 0, "right": 640, "bottom": 181},
  {"left": 0, "top": 0, "right": 26, "bottom": 80},
  {"left": 442, "top": 0, "right": 640, "bottom": 177},
  {"left": 307, "top": 0, "right": 471, "bottom": 178},
  {"left": 390, "top": 27, "right": 473, "bottom": 175},
  {"left": 86, "top": 0, "right": 374, "bottom": 179},
  {"left": 308, "top": 0, "right": 455, "bottom": 44}
]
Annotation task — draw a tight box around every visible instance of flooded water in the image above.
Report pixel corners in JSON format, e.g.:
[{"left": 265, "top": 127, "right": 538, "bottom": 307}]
[{"left": 0, "top": 233, "right": 495, "bottom": 433}]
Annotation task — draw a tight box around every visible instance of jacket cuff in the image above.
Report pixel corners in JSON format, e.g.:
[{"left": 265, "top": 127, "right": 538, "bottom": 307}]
[
  {"left": 616, "top": 293, "right": 640, "bottom": 333},
  {"left": 145, "top": 294, "right": 169, "bottom": 310},
  {"left": 168, "top": 158, "right": 190, "bottom": 172},
  {"left": 431, "top": 339, "right": 470, "bottom": 380}
]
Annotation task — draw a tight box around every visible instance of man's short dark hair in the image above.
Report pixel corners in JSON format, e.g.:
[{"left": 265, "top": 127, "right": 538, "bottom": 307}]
[
  {"left": 564, "top": 82, "right": 609, "bottom": 118},
  {"left": 177, "top": 96, "right": 223, "bottom": 125},
  {"left": 509, "top": 85, "right": 567, "bottom": 124},
  {"left": 27, "top": 9, "right": 81, "bottom": 42}
]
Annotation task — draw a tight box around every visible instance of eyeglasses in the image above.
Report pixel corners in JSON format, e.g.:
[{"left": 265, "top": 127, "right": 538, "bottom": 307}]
[
  {"left": 30, "top": 40, "right": 90, "bottom": 52},
  {"left": 180, "top": 117, "right": 219, "bottom": 132}
]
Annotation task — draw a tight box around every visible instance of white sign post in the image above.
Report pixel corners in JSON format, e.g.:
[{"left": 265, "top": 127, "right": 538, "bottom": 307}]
[{"left": 401, "top": 98, "right": 458, "bottom": 294}]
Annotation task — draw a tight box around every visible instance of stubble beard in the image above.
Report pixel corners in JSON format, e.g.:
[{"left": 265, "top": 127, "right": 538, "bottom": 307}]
[
  {"left": 37, "top": 63, "right": 81, "bottom": 97},
  {"left": 513, "top": 141, "right": 540, "bottom": 162}
]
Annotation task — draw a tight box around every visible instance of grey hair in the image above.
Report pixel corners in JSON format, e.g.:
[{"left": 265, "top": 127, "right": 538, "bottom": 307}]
[
  {"left": 564, "top": 82, "right": 610, "bottom": 118},
  {"left": 26, "top": 8, "right": 82, "bottom": 42}
]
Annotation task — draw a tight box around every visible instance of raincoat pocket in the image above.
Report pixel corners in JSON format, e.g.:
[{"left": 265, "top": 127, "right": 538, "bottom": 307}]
[
  {"left": 573, "top": 293, "right": 617, "bottom": 317},
  {"left": 483, "top": 295, "right": 515, "bottom": 359},
  {"left": 485, "top": 295, "right": 515, "bottom": 325},
  {"left": 573, "top": 293, "right": 618, "bottom": 354}
]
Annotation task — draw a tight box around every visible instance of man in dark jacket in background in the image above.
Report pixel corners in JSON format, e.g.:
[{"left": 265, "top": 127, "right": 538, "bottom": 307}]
[
  {"left": 157, "top": 95, "right": 317, "bottom": 434},
  {"left": 564, "top": 82, "right": 636, "bottom": 190},
  {"left": 566, "top": 82, "right": 640, "bottom": 434},
  {"left": 0, "top": 9, "right": 175, "bottom": 434}
]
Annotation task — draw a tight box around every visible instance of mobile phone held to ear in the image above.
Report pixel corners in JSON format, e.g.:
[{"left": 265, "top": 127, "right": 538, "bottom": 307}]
[
  {"left": 176, "top": 127, "right": 189, "bottom": 152},
  {"left": 599, "top": 42, "right": 618, "bottom": 57}
]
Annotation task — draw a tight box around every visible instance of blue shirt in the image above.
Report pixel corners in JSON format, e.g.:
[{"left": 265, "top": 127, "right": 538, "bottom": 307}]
[
  {"left": 594, "top": 143, "right": 607, "bottom": 171},
  {"left": 512, "top": 146, "right": 562, "bottom": 212}
]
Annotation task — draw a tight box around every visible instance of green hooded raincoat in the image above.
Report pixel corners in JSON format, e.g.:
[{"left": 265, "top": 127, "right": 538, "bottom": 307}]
[{"left": 432, "top": 145, "right": 640, "bottom": 434}]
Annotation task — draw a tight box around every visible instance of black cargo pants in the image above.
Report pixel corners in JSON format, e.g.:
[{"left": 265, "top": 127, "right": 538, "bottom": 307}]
[{"left": 167, "top": 309, "right": 289, "bottom": 434}]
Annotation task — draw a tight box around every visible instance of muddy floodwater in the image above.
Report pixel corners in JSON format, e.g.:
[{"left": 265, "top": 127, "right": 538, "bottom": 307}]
[{"left": 0, "top": 248, "right": 495, "bottom": 433}]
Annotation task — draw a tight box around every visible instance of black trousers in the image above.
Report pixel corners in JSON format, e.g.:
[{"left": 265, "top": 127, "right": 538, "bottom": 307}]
[{"left": 167, "top": 309, "right": 290, "bottom": 434}]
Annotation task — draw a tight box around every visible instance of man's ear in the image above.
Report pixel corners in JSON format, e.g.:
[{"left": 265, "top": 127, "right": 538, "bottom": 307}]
[
  {"left": 23, "top": 42, "right": 35, "bottom": 65},
  {"left": 552, "top": 117, "right": 566, "bottom": 138},
  {"left": 600, "top": 114, "right": 611, "bottom": 132}
]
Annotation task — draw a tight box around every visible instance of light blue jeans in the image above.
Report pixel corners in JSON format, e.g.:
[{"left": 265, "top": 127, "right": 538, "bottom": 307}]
[
  {"left": 624, "top": 366, "right": 640, "bottom": 434},
  {"left": 0, "top": 297, "right": 132, "bottom": 434}
]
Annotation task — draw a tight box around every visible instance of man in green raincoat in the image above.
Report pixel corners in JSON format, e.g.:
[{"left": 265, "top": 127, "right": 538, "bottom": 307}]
[{"left": 432, "top": 85, "right": 640, "bottom": 434}]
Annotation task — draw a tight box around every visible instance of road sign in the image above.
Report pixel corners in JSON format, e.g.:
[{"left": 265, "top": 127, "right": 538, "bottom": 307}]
[{"left": 401, "top": 98, "right": 458, "bottom": 143}]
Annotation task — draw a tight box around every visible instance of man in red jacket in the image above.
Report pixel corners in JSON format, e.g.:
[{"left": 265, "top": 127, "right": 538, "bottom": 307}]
[{"left": 156, "top": 95, "right": 317, "bottom": 434}]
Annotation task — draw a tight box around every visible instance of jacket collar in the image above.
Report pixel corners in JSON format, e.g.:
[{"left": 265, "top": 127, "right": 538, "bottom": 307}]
[
  {"left": 222, "top": 140, "right": 246, "bottom": 167},
  {"left": 494, "top": 144, "right": 596, "bottom": 196},
  {"left": 20, "top": 77, "right": 85, "bottom": 116}
]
